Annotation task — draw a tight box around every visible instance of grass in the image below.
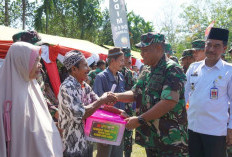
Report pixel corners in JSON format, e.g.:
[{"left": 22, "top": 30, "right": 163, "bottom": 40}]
[{"left": 93, "top": 131, "right": 146, "bottom": 157}]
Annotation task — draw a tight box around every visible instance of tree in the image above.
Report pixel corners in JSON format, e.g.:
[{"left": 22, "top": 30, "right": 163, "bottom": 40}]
[
  {"left": 171, "top": 0, "right": 232, "bottom": 55},
  {"left": 35, "top": 0, "right": 57, "bottom": 33},
  {"left": 9, "top": 0, "right": 36, "bottom": 29},
  {"left": 22, "top": 0, "right": 26, "bottom": 29},
  {"left": 97, "top": 9, "right": 113, "bottom": 45},
  {"left": 127, "top": 11, "right": 154, "bottom": 50},
  {"left": 4, "top": 0, "right": 9, "bottom": 26},
  {"left": 97, "top": 10, "right": 154, "bottom": 51}
]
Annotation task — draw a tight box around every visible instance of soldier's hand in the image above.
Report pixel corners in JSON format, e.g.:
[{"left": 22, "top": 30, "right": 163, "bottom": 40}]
[
  {"left": 125, "top": 116, "right": 140, "bottom": 130},
  {"left": 227, "top": 129, "right": 232, "bottom": 145}
]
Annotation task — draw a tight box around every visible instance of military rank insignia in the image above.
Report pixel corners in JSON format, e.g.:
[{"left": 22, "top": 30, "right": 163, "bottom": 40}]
[{"left": 191, "top": 71, "right": 198, "bottom": 77}]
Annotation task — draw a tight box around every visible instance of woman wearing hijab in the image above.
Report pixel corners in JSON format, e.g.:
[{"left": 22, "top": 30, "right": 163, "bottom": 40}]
[{"left": 0, "top": 42, "right": 63, "bottom": 157}]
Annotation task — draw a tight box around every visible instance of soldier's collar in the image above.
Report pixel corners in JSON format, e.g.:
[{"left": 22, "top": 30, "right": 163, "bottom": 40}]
[{"left": 150, "top": 55, "right": 166, "bottom": 71}]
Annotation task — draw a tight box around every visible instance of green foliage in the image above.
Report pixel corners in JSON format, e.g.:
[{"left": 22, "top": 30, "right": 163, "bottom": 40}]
[
  {"left": 96, "top": 9, "right": 154, "bottom": 52},
  {"left": 0, "top": 1, "right": 4, "bottom": 25},
  {"left": 97, "top": 9, "right": 114, "bottom": 45},
  {"left": 128, "top": 11, "right": 154, "bottom": 51},
  {"left": 1, "top": 0, "right": 232, "bottom": 58},
  {"left": 178, "top": 0, "right": 232, "bottom": 54}
]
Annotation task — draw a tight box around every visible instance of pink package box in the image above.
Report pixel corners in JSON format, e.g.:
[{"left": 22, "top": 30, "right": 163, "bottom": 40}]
[{"left": 84, "top": 109, "right": 126, "bottom": 146}]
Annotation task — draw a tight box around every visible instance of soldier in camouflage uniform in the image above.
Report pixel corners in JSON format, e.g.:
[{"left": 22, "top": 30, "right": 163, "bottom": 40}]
[
  {"left": 88, "top": 60, "right": 106, "bottom": 87},
  {"left": 180, "top": 49, "right": 195, "bottom": 73},
  {"left": 121, "top": 48, "right": 135, "bottom": 157},
  {"left": 165, "top": 43, "right": 179, "bottom": 64},
  {"left": 116, "top": 32, "right": 188, "bottom": 157},
  {"left": 191, "top": 39, "right": 205, "bottom": 62}
]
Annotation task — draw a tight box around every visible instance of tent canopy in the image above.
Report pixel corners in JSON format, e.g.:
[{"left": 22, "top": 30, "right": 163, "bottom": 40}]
[
  {"left": 0, "top": 25, "right": 109, "bottom": 55},
  {"left": 0, "top": 25, "right": 143, "bottom": 97}
]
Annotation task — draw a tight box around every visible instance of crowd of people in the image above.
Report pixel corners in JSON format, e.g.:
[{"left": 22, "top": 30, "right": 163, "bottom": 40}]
[{"left": 0, "top": 27, "right": 232, "bottom": 157}]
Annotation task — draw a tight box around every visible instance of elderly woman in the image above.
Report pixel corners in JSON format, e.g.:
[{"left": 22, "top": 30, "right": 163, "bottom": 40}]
[
  {"left": 58, "top": 50, "right": 116, "bottom": 157},
  {"left": 0, "top": 42, "right": 63, "bottom": 157}
]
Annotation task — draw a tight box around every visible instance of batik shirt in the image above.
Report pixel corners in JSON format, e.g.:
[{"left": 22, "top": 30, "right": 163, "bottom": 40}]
[
  {"left": 58, "top": 75, "right": 98, "bottom": 157},
  {"left": 132, "top": 55, "right": 188, "bottom": 155}
]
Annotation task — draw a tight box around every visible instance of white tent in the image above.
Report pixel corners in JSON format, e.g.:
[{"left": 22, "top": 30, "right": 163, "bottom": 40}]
[{"left": 0, "top": 25, "right": 108, "bottom": 55}]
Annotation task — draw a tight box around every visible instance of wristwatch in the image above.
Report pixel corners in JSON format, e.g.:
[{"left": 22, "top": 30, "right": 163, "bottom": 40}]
[{"left": 138, "top": 116, "right": 146, "bottom": 125}]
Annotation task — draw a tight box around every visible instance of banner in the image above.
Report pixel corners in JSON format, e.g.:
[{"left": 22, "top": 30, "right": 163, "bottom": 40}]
[
  {"left": 205, "top": 21, "right": 215, "bottom": 39},
  {"left": 109, "top": 0, "right": 131, "bottom": 48}
]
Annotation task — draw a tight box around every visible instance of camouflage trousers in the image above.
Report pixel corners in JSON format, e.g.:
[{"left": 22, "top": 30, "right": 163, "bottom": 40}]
[
  {"left": 227, "top": 146, "right": 232, "bottom": 157},
  {"left": 145, "top": 147, "right": 189, "bottom": 157},
  {"left": 124, "top": 129, "right": 133, "bottom": 157},
  {"left": 124, "top": 103, "right": 134, "bottom": 157}
]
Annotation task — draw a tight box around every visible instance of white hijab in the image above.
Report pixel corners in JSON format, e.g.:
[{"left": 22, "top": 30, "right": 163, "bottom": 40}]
[{"left": 0, "top": 42, "right": 63, "bottom": 157}]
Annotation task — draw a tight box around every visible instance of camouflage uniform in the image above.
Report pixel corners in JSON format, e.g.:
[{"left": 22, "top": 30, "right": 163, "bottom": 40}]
[
  {"left": 164, "top": 43, "right": 173, "bottom": 55},
  {"left": 165, "top": 43, "right": 179, "bottom": 64},
  {"left": 121, "top": 66, "right": 135, "bottom": 156},
  {"left": 180, "top": 49, "right": 194, "bottom": 73},
  {"left": 37, "top": 70, "right": 59, "bottom": 121},
  {"left": 88, "top": 68, "right": 103, "bottom": 87},
  {"left": 132, "top": 55, "right": 188, "bottom": 156}
]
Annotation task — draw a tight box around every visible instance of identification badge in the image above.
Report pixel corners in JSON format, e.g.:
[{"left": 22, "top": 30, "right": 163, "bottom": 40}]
[{"left": 210, "top": 87, "right": 218, "bottom": 100}]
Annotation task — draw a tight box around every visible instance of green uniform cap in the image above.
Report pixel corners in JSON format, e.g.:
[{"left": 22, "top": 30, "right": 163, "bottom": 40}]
[
  {"left": 228, "top": 48, "right": 232, "bottom": 54},
  {"left": 12, "top": 31, "right": 41, "bottom": 45},
  {"left": 164, "top": 43, "right": 173, "bottom": 55},
  {"left": 121, "top": 47, "right": 131, "bottom": 57},
  {"left": 135, "top": 32, "right": 165, "bottom": 48},
  {"left": 180, "top": 49, "right": 194, "bottom": 60},
  {"left": 191, "top": 39, "right": 205, "bottom": 50}
]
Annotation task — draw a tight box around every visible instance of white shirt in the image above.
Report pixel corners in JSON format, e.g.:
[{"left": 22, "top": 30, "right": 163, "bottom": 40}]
[{"left": 185, "top": 59, "right": 232, "bottom": 136}]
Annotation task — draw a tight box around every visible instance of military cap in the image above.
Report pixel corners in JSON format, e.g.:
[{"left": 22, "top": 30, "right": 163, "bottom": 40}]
[
  {"left": 228, "top": 48, "right": 232, "bottom": 54},
  {"left": 180, "top": 49, "right": 194, "bottom": 60},
  {"left": 135, "top": 32, "right": 165, "bottom": 48},
  {"left": 170, "top": 56, "right": 179, "bottom": 64},
  {"left": 121, "top": 47, "right": 131, "bottom": 57},
  {"left": 221, "top": 53, "right": 226, "bottom": 57},
  {"left": 12, "top": 31, "right": 41, "bottom": 45},
  {"left": 207, "top": 27, "right": 229, "bottom": 42},
  {"left": 192, "top": 40, "right": 205, "bottom": 50},
  {"left": 164, "top": 43, "right": 173, "bottom": 55}
]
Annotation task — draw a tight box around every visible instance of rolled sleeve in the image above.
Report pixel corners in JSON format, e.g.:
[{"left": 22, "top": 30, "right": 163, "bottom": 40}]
[{"left": 161, "top": 66, "right": 186, "bottom": 102}]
